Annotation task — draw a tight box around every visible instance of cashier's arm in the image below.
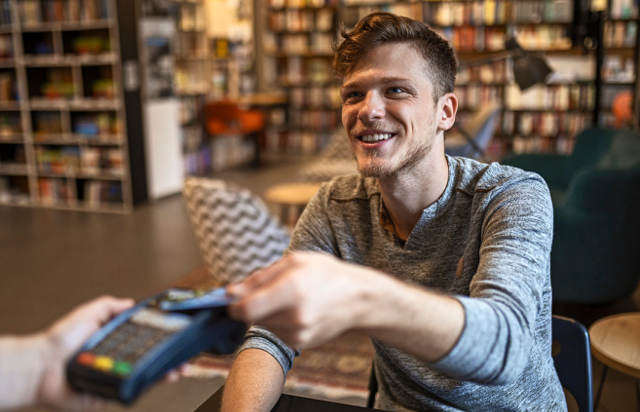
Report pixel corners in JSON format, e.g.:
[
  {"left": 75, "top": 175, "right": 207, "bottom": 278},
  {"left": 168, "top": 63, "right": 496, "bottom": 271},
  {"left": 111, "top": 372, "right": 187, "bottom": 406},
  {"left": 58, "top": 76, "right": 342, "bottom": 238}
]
[
  {"left": 221, "top": 348, "right": 284, "bottom": 412},
  {"left": 0, "top": 296, "right": 134, "bottom": 411}
]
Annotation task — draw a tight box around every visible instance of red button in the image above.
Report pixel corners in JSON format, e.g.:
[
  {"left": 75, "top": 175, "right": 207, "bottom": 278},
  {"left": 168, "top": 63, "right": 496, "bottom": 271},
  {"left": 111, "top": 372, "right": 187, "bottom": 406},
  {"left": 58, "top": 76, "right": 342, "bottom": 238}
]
[{"left": 77, "top": 352, "right": 95, "bottom": 366}]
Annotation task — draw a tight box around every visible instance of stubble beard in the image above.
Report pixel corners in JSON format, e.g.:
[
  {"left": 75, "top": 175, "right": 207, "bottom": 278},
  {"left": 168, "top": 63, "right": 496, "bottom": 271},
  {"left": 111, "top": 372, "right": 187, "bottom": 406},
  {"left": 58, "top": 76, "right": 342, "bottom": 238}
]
[
  {"left": 356, "top": 141, "right": 433, "bottom": 178},
  {"left": 354, "top": 124, "right": 436, "bottom": 179}
]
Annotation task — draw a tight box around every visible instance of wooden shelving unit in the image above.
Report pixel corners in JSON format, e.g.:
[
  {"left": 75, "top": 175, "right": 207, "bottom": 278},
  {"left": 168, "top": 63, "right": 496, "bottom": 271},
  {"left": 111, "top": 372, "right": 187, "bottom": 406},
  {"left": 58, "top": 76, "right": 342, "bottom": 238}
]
[
  {"left": 172, "top": 0, "right": 210, "bottom": 176},
  {"left": 261, "top": 0, "right": 341, "bottom": 157},
  {"left": 0, "top": 0, "right": 145, "bottom": 212},
  {"left": 598, "top": 2, "right": 639, "bottom": 129},
  {"left": 260, "top": 0, "right": 638, "bottom": 161},
  {"left": 172, "top": 0, "right": 258, "bottom": 174}
]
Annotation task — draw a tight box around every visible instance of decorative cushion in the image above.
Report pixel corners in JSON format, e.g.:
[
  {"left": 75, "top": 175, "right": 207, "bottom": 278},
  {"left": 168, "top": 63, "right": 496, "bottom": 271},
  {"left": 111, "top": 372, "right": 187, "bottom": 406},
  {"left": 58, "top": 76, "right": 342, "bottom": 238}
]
[{"left": 183, "top": 178, "right": 290, "bottom": 284}]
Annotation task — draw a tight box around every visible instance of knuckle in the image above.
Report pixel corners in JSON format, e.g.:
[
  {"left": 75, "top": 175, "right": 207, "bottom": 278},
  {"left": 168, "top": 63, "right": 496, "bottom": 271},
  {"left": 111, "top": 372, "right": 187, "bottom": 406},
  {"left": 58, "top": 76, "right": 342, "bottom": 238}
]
[
  {"left": 299, "top": 330, "right": 313, "bottom": 345},
  {"left": 291, "top": 330, "right": 313, "bottom": 349},
  {"left": 284, "top": 253, "right": 301, "bottom": 265},
  {"left": 289, "top": 311, "right": 303, "bottom": 328},
  {"left": 246, "top": 270, "right": 265, "bottom": 286},
  {"left": 291, "top": 309, "right": 313, "bottom": 330},
  {"left": 287, "top": 273, "right": 307, "bottom": 301},
  {"left": 288, "top": 251, "right": 312, "bottom": 265},
  {"left": 288, "top": 280, "right": 302, "bottom": 301}
]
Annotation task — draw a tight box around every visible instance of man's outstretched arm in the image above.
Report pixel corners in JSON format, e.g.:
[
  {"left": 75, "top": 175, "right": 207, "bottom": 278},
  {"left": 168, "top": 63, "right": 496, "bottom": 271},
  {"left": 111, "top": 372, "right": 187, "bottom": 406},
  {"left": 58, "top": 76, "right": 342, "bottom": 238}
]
[
  {"left": 221, "top": 348, "right": 285, "bottom": 412},
  {"left": 227, "top": 252, "right": 464, "bottom": 364}
]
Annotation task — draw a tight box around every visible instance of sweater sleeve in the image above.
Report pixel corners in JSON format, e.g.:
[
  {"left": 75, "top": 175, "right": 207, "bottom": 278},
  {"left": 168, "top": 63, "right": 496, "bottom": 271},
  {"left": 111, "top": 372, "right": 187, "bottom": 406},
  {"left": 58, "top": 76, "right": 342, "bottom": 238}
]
[
  {"left": 432, "top": 173, "right": 554, "bottom": 385},
  {"left": 236, "top": 183, "right": 338, "bottom": 376},
  {"left": 286, "top": 183, "right": 341, "bottom": 256}
]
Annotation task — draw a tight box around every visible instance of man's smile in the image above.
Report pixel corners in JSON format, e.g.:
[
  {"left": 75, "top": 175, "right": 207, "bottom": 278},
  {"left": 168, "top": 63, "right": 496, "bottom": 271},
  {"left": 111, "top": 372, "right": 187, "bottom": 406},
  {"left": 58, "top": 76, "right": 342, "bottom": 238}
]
[
  {"left": 355, "top": 130, "right": 397, "bottom": 144},
  {"left": 359, "top": 133, "right": 395, "bottom": 143}
]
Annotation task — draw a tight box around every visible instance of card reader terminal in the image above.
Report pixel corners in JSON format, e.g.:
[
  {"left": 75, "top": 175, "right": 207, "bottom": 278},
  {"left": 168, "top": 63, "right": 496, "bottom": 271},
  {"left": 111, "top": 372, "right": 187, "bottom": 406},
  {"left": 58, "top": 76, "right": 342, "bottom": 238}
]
[{"left": 67, "top": 288, "right": 246, "bottom": 404}]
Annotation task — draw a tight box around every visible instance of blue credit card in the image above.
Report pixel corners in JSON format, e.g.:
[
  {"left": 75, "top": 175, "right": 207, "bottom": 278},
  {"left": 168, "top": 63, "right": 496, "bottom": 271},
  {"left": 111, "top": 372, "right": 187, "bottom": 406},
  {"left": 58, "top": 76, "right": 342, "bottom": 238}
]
[{"left": 160, "top": 287, "right": 235, "bottom": 311}]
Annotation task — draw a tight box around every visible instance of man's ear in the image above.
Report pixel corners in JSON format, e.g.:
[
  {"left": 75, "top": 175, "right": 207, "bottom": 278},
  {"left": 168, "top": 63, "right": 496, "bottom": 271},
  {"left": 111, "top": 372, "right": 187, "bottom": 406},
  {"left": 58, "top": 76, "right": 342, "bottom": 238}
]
[{"left": 437, "top": 93, "right": 458, "bottom": 131}]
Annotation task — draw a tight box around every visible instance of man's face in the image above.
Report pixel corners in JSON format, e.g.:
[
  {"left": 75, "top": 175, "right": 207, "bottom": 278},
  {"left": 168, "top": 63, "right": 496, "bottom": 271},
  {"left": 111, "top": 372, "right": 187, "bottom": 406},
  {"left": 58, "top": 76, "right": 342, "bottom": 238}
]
[{"left": 340, "top": 42, "right": 442, "bottom": 179}]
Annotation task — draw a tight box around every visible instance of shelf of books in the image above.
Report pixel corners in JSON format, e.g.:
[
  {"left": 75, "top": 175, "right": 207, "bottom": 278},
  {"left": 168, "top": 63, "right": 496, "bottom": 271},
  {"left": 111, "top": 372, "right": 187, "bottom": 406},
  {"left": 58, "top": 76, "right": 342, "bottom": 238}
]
[
  {"left": 0, "top": 0, "right": 134, "bottom": 213},
  {"left": 174, "top": 0, "right": 258, "bottom": 174},
  {"left": 598, "top": 0, "right": 638, "bottom": 128},
  {"left": 173, "top": 0, "right": 211, "bottom": 176},
  {"left": 261, "top": 0, "right": 639, "bottom": 161},
  {"left": 263, "top": 0, "right": 341, "bottom": 157}
]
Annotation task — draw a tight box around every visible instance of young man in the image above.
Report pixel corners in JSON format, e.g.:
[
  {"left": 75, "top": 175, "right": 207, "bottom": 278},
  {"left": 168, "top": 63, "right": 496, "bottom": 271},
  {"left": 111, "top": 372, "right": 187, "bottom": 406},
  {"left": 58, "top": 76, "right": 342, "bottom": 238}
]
[{"left": 223, "top": 12, "right": 566, "bottom": 411}]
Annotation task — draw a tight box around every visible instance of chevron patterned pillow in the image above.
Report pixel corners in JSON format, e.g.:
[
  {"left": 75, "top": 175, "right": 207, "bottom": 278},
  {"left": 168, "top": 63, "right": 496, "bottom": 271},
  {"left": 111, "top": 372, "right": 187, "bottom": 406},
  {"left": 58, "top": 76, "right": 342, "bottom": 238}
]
[{"left": 183, "top": 178, "right": 290, "bottom": 285}]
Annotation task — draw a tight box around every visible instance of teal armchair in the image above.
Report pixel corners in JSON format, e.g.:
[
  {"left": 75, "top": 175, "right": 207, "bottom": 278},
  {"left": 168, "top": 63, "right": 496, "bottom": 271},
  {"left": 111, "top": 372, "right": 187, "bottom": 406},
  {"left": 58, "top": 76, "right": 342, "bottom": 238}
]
[{"left": 502, "top": 129, "right": 640, "bottom": 304}]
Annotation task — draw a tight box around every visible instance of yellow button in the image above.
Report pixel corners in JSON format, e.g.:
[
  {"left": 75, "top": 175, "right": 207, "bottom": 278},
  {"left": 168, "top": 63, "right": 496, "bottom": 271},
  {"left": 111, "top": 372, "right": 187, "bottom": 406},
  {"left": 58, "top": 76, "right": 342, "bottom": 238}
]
[{"left": 94, "top": 356, "right": 114, "bottom": 372}]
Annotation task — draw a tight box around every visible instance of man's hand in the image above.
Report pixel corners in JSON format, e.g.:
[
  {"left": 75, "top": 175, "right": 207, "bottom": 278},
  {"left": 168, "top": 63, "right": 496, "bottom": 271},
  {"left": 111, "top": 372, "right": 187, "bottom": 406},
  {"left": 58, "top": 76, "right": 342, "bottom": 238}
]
[
  {"left": 227, "top": 252, "right": 386, "bottom": 349},
  {"left": 37, "top": 295, "right": 135, "bottom": 411},
  {"left": 227, "top": 251, "right": 465, "bottom": 364}
]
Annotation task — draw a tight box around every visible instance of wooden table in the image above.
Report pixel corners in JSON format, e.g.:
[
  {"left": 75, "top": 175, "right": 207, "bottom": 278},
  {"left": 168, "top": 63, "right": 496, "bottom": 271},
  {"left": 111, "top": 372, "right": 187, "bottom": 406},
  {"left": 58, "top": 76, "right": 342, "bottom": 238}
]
[
  {"left": 589, "top": 312, "right": 640, "bottom": 410},
  {"left": 264, "top": 182, "right": 321, "bottom": 229},
  {"left": 194, "top": 386, "right": 380, "bottom": 412}
]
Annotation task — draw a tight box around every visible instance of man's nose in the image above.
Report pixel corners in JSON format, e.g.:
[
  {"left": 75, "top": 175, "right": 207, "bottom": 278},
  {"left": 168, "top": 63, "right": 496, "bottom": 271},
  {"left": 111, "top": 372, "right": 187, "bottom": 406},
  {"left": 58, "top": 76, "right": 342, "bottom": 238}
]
[{"left": 357, "top": 92, "right": 385, "bottom": 122}]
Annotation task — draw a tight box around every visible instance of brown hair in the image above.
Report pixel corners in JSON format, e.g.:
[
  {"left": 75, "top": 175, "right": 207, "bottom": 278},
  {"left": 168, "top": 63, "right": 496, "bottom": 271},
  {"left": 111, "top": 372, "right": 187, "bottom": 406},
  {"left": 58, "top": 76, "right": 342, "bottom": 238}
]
[{"left": 332, "top": 12, "right": 457, "bottom": 102}]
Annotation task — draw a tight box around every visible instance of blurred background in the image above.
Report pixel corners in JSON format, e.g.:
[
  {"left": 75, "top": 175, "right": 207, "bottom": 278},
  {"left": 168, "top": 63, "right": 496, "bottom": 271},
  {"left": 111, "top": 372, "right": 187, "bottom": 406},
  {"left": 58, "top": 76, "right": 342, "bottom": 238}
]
[{"left": 1, "top": 0, "right": 639, "bottom": 411}]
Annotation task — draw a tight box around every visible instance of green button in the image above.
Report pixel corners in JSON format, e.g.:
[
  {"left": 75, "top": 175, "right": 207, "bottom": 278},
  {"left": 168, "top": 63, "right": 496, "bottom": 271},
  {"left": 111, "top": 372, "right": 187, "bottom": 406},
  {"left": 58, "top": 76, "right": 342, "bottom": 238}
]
[{"left": 113, "top": 361, "right": 133, "bottom": 376}]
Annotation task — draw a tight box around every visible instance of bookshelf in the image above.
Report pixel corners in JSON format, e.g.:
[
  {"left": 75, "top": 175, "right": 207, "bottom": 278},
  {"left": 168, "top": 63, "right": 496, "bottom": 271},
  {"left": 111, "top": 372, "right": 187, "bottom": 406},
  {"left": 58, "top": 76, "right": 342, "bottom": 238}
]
[
  {"left": 172, "top": 0, "right": 210, "bottom": 176},
  {"left": 598, "top": 0, "right": 638, "bottom": 128},
  {"left": 0, "top": 0, "right": 146, "bottom": 212},
  {"left": 173, "top": 0, "right": 258, "bottom": 174},
  {"left": 259, "top": 0, "right": 639, "bottom": 160},
  {"left": 262, "top": 0, "right": 341, "bottom": 157}
]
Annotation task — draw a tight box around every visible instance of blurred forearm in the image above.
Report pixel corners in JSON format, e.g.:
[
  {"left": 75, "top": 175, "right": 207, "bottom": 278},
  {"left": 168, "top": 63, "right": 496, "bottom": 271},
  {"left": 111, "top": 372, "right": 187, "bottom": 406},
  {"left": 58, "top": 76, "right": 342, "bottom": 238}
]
[
  {"left": 221, "top": 348, "right": 285, "bottom": 412},
  {"left": 0, "top": 334, "right": 49, "bottom": 410}
]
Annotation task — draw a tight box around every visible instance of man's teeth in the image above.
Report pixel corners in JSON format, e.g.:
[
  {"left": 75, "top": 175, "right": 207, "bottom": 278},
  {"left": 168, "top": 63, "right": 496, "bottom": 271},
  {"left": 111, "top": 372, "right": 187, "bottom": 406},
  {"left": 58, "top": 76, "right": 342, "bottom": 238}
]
[{"left": 361, "top": 133, "right": 392, "bottom": 142}]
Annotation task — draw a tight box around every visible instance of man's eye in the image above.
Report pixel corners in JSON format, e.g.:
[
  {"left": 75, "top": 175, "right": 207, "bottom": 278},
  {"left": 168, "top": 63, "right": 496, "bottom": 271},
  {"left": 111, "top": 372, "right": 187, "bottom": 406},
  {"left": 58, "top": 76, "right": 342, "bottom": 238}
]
[
  {"left": 342, "top": 91, "right": 362, "bottom": 102},
  {"left": 388, "top": 87, "right": 404, "bottom": 94}
]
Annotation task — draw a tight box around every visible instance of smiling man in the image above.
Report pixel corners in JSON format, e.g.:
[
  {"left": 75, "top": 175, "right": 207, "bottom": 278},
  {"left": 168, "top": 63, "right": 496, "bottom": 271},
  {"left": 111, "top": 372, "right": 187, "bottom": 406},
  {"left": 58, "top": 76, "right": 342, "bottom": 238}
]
[{"left": 221, "top": 12, "right": 566, "bottom": 412}]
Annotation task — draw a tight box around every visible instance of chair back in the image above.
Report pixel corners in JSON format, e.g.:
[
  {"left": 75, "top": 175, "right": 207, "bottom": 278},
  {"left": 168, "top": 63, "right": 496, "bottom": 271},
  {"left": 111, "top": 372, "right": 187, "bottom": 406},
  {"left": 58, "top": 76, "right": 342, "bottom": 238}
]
[
  {"left": 446, "top": 104, "right": 500, "bottom": 159},
  {"left": 568, "top": 129, "right": 617, "bottom": 173},
  {"left": 568, "top": 128, "right": 640, "bottom": 173},
  {"left": 204, "top": 101, "right": 265, "bottom": 136},
  {"left": 204, "top": 101, "right": 242, "bottom": 123},
  {"left": 471, "top": 108, "right": 500, "bottom": 157},
  {"left": 463, "top": 103, "right": 500, "bottom": 138},
  {"left": 183, "top": 178, "right": 290, "bottom": 284},
  {"left": 552, "top": 315, "right": 593, "bottom": 412}
]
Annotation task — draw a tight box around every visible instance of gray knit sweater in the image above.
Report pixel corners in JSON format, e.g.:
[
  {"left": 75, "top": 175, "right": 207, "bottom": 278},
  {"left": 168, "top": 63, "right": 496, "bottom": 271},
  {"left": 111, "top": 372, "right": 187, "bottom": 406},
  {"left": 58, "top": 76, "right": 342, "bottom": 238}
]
[{"left": 239, "top": 156, "right": 567, "bottom": 411}]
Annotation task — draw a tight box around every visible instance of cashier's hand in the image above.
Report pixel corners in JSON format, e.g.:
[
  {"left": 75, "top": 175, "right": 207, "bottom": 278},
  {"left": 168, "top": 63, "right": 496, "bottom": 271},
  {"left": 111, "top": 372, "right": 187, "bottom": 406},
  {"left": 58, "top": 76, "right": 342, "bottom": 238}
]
[
  {"left": 227, "top": 252, "right": 382, "bottom": 349},
  {"left": 37, "top": 295, "right": 136, "bottom": 411}
]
